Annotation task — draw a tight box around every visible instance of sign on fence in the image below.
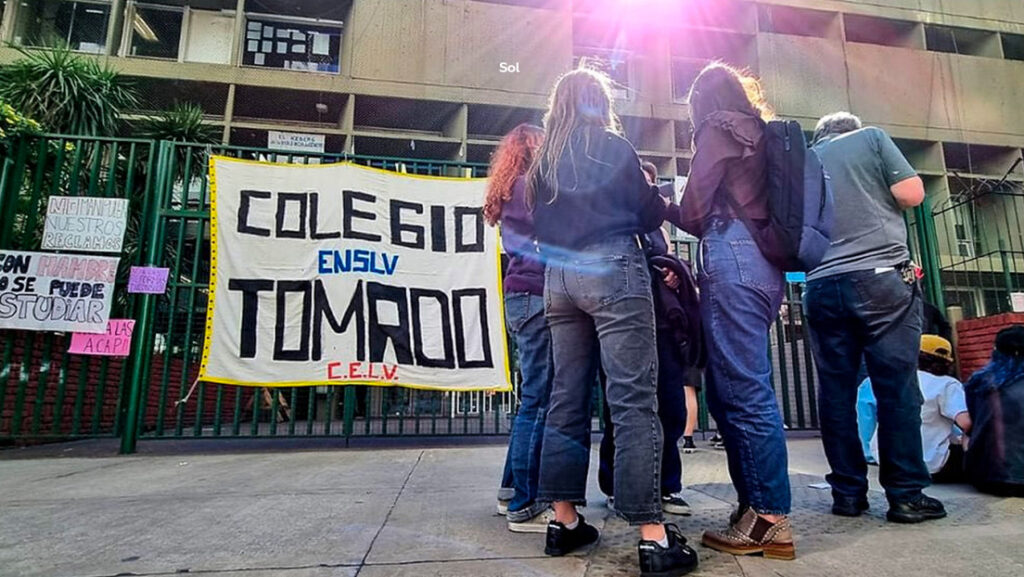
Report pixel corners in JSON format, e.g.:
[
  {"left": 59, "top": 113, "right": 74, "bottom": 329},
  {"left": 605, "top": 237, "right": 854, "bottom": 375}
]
[
  {"left": 69, "top": 319, "right": 135, "bottom": 356},
  {"left": 200, "top": 157, "right": 510, "bottom": 391},
  {"left": 0, "top": 250, "right": 118, "bottom": 333},
  {"left": 41, "top": 196, "right": 129, "bottom": 253},
  {"left": 128, "top": 266, "right": 170, "bottom": 294}
]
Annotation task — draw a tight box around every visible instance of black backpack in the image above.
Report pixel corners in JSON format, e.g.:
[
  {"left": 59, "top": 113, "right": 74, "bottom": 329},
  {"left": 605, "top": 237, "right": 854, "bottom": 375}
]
[{"left": 723, "top": 119, "right": 835, "bottom": 272}]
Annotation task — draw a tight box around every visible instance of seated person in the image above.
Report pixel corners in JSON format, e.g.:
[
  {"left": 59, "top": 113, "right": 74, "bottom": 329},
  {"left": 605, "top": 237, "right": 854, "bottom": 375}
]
[
  {"left": 964, "top": 325, "right": 1024, "bottom": 497},
  {"left": 857, "top": 335, "right": 971, "bottom": 478}
]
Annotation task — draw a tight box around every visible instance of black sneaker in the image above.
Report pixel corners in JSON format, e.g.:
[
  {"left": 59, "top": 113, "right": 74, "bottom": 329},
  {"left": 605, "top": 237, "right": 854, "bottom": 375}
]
[
  {"left": 545, "top": 513, "right": 600, "bottom": 557},
  {"left": 639, "top": 523, "right": 699, "bottom": 577},
  {"left": 887, "top": 494, "right": 947, "bottom": 524},
  {"left": 682, "top": 437, "right": 697, "bottom": 454},
  {"left": 662, "top": 493, "right": 693, "bottom": 515},
  {"left": 832, "top": 496, "right": 870, "bottom": 517}
]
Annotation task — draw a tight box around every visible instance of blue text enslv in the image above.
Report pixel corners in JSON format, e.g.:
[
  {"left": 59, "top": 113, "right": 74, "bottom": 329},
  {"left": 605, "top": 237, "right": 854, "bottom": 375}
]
[{"left": 318, "top": 249, "right": 399, "bottom": 276}]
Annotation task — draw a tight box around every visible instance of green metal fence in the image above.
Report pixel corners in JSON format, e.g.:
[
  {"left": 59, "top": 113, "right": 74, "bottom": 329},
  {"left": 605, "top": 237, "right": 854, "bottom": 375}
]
[
  {"left": 0, "top": 135, "right": 157, "bottom": 443},
  {"left": 2, "top": 134, "right": 828, "bottom": 451},
  {"left": 923, "top": 180, "right": 1024, "bottom": 319}
]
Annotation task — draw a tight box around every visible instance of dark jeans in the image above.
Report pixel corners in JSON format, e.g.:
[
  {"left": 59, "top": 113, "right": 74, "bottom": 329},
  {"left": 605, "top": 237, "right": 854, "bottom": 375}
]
[
  {"left": 804, "top": 268, "right": 931, "bottom": 505},
  {"left": 499, "top": 292, "right": 554, "bottom": 516},
  {"left": 699, "top": 219, "right": 791, "bottom": 515},
  {"left": 599, "top": 331, "right": 688, "bottom": 497},
  {"left": 538, "top": 236, "right": 663, "bottom": 525}
]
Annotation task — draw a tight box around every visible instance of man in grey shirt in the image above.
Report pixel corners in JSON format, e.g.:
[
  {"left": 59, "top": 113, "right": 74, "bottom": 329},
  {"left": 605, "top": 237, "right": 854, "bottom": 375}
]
[{"left": 803, "top": 112, "right": 946, "bottom": 524}]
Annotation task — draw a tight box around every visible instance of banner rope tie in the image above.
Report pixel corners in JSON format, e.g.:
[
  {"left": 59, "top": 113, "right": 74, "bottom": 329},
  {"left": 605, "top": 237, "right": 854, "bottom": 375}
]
[{"left": 175, "top": 378, "right": 202, "bottom": 407}]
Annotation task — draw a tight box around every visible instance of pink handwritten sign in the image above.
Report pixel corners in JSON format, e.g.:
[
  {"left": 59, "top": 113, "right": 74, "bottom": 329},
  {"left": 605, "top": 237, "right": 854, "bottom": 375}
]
[
  {"left": 127, "top": 266, "right": 170, "bottom": 294},
  {"left": 69, "top": 319, "right": 136, "bottom": 356}
]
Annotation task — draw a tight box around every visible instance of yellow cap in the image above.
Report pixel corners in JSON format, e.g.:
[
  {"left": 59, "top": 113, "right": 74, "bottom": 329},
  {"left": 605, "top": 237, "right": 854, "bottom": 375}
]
[{"left": 920, "top": 334, "right": 954, "bottom": 362}]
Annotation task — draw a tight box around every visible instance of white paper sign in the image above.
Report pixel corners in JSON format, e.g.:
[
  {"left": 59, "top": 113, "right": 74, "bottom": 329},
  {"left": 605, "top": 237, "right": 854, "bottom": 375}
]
[
  {"left": 201, "top": 158, "right": 509, "bottom": 391},
  {"left": 0, "top": 250, "right": 119, "bottom": 333},
  {"left": 42, "top": 196, "right": 129, "bottom": 253},
  {"left": 267, "top": 131, "right": 326, "bottom": 154}
]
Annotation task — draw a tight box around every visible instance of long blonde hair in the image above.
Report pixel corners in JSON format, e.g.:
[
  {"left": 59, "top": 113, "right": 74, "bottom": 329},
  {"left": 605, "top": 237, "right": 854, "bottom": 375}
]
[
  {"left": 484, "top": 124, "right": 544, "bottom": 226},
  {"left": 527, "top": 67, "right": 620, "bottom": 207}
]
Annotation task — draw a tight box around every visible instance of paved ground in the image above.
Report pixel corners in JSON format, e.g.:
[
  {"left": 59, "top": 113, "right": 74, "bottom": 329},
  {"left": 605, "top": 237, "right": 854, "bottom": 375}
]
[{"left": 1, "top": 437, "right": 1022, "bottom": 577}]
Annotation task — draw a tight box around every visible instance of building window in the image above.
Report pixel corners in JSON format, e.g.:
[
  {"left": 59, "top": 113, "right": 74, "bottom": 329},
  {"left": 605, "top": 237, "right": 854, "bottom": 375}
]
[
  {"left": 13, "top": 0, "right": 110, "bottom": 52},
  {"left": 242, "top": 16, "right": 342, "bottom": 73},
  {"left": 129, "top": 4, "right": 183, "bottom": 60},
  {"left": 573, "top": 50, "right": 631, "bottom": 100},
  {"left": 671, "top": 59, "right": 702, "bottom": 103}
]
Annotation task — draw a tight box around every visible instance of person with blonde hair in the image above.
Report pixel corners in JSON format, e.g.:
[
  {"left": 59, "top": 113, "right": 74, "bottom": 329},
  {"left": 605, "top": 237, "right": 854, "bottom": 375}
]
[
  {"left": 663, "top": 63, "right": 795, "bottom": 559},
  {"left": 485, "top": 123, "right": 557, "bottom": 533},
  {"left": 530, "top": 67, "right": 698, "bottom": 577}
]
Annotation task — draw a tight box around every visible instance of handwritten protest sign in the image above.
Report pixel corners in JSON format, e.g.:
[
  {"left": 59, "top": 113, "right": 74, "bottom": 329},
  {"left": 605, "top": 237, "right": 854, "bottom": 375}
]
[
  {"left": 128, "top": 266, "right": 170, "bottom": 294},
  {"left": 69, "top": 319, "right": 135, "bottom": 356},
  {"left": 42, "top": 196, "right": 129, "bottom": 253},
  {"left": 0, "top": 250, "right": 118, "bottom": 333},
  {"left": 200, "top": 158, "right": 510, "bottom": 391}
]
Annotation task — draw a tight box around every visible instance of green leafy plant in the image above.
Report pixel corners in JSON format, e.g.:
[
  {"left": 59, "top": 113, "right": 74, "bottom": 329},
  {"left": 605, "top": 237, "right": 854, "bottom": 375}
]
[
  {"left": 0, "top": 100, "right": 42, "bottom": 157},
  {"left": 140, "top": 102, "right": 220, "bottom": 181},
  {"left": 0, "top": 46, "right": 138, "bottom": 136},
  {"left": 139, "top": 103, "right": 219, "bottom": 144}
]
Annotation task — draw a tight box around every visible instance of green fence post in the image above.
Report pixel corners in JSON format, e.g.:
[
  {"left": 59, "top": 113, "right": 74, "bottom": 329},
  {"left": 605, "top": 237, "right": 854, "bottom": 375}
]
[
  {"left": 913, "top": 200, "right": 945, "bottom": 310},
  {"left": 120, "top": 141, "right": 170, "bottom": 454},
  {"left": 999, "top": 238, "right": 1013, "bottom": 312},
  {"left": 342, "top": 386, "right": 355, "bottom": 440}
]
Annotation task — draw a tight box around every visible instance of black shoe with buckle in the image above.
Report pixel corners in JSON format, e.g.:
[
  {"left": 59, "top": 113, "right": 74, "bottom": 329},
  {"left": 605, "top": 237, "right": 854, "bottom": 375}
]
[
  {"left": 887, "top": 494, "right": 947, "bottom": 524},
  {"left": 639, "top": 523, "right": 699, "bottom": 577},
  {"left": 832, "top": 496, "right": 870, "bottom": 517},
  {"left": 545, "top": 513, "right": 600, "bottom": 557}
]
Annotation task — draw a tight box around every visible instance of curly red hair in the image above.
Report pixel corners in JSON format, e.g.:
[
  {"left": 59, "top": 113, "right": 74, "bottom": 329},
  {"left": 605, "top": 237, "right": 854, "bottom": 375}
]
[{"left": 484, "top": 123, "right": 544, "bottom": 226}]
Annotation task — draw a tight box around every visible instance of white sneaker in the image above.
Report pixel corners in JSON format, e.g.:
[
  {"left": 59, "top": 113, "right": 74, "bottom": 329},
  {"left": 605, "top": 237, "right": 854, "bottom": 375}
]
[
  {"left": 508, "top": 508, "right": 555, "bottom": 534},
  {"left": 496, "top": 499, "right": 510, "bottom": 516}
]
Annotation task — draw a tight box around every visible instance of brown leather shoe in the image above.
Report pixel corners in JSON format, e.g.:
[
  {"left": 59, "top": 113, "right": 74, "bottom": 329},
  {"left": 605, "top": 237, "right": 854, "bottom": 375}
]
[{"left": 701, "top": 507, "right": 796, "bottom": 560}]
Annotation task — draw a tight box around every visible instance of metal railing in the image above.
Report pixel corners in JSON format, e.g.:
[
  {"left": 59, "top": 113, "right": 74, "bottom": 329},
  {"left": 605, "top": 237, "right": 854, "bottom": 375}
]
[{"left": 2, "top": 134, "right": 830, "bottom": 450}]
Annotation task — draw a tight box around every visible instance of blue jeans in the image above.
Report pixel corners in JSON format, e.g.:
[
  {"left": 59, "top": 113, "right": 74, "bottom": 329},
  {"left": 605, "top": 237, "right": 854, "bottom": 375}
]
[
  {"left": 699, "top": 219, "right": 791, "bottom": 515},
  {"left": 538, "top": 236, "right": 663, "bottom": 525},
  {"left": 499, "top": 292, "right": 554, "bottom": 517},
  {"left": 804, "top": 269, "right": 930, "bottom": 505},
  {"left": 599, "top": 331, "right": 688, "bottom": 497}
]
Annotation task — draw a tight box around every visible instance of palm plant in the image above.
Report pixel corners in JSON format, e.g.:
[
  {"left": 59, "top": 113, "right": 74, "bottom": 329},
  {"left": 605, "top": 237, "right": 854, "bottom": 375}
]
[
  {"left": 140, "top": 102, "right": 220, "bottom": 183},
  {"left": 0, "top": 46, "right": 138, "bottom": 136},
  {"left": 139, "top": 102, "right": 220, "bottom": 145}
]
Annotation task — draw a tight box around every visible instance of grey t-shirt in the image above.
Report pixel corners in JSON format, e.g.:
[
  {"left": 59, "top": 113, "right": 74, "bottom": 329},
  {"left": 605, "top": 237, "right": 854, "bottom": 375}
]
[{"left": 807, "top": 126, "right": 917, "bottom": 281}]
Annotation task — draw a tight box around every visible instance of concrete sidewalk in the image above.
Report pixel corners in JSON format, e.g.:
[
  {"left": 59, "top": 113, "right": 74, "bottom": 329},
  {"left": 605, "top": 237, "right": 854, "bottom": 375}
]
[{"left": 1, "top": 438, "right": 1022, "bottom": 577}]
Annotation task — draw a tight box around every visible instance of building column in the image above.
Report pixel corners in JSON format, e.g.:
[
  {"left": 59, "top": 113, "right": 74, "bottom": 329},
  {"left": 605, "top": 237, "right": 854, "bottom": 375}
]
[
  {"left": 222, "top": 84, "right": 236, "bottom": 144},
  {"left": 230, "top": 0, "right": 246, "bottom": 66},
  {"left": 106, "top": 0, "right": 127, "bottom": 56},
  {"left": 0, "top": 0, "right": 19, "bottom": 43}
]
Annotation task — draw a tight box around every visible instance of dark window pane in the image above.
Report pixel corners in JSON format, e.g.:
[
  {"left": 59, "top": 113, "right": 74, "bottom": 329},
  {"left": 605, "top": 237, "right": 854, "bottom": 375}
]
[
  {"left": 15, "top": 1, "right": 109, "bottom": 51},
  {"left": 130, "top": 7, "right": 183, "bottom": 59},
  {"left": 573, "top": 51, "right": 631, "bottom": 99},
  {"left": 67, "top": 2, "right": 110, "bottom": 52},
  {"left": 242, "top": 17, "right": 342, "bottom": 74}
]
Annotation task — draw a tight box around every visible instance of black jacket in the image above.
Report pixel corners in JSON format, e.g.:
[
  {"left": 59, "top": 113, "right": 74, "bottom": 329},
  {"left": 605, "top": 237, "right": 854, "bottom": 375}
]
[{"left": 649, "top": 253, "right": 706, "bottom": 370}]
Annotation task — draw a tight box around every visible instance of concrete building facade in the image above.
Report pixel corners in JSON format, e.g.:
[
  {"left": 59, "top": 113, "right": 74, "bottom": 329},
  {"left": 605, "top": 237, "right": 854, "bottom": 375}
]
[{"left": 1, "top": 0, "right": 1024, "bottom": 316}]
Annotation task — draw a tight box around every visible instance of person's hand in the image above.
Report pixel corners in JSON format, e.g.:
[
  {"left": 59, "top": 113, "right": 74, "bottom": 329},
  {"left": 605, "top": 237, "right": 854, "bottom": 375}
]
[
  {"left": 661, "top": 195, "right": 671, "bottom": 206},
  {"left": 663, "top": 269, "right": 680, "bottom": 289}
]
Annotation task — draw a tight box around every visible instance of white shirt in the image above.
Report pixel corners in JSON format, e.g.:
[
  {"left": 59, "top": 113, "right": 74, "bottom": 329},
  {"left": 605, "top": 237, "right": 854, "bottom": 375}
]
[
  {"left": 918, "top": 371, "right": 968, "bottom": 474},
  {"left": 862, "top": 371, "right": 968, "bottom": 474}
]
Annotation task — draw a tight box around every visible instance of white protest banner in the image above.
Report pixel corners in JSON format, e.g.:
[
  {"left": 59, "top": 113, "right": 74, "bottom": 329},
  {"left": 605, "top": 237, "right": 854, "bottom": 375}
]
[
  {"left": 0, "top": 250, "right": 119, "bottom": 333},
  {"left": 200, "top": 157, "right": 511, "bottom": 391},
  {"left": 41, "top": 196, "right": 129, "bottom": 253}
]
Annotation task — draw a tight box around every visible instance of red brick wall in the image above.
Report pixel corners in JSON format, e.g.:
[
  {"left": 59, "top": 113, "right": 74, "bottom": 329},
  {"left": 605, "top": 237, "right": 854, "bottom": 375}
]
[
  {"left": 1, "top": 332, "right": 250, "bottom": 438},
  {"left": 956, "top": 313, "right": 1024, "bottom": 382}
]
